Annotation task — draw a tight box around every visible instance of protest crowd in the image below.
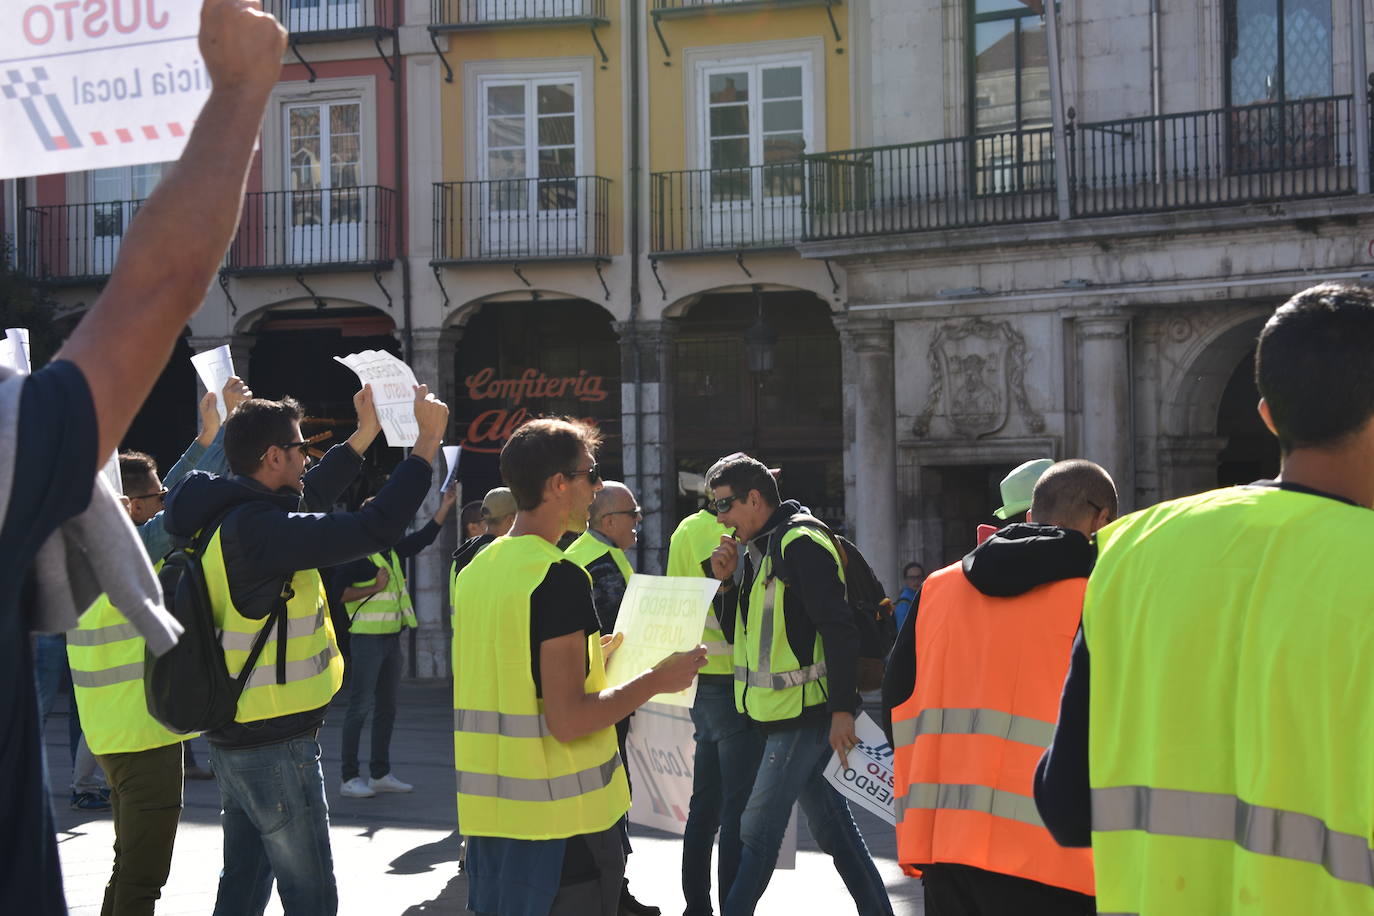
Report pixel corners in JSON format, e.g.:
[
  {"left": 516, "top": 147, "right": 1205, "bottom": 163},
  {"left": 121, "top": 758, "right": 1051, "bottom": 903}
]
[{"left": 6, "top": 3, "right": 1374, "bottom": 916}]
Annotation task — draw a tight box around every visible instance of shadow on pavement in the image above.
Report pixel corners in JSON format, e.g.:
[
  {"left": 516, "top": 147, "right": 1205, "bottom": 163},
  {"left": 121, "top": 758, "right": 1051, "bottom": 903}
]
[
  {"left": 390, "top": 830, "right": 464, "bottom": 875},
  {"left": 401, "top": 871, "right": 469, "bottom": 914}
]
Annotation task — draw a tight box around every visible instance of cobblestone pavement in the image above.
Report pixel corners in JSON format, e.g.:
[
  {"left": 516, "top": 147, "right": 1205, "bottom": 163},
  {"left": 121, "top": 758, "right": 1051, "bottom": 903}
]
[{"left": 51, "top": 682, "right": 925, "bottom": 915}]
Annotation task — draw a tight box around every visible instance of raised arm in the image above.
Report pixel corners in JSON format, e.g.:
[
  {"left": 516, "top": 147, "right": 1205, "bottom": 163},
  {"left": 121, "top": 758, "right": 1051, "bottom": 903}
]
[{"left": 55, "top": 0, "right": 287, "bottom": 461}]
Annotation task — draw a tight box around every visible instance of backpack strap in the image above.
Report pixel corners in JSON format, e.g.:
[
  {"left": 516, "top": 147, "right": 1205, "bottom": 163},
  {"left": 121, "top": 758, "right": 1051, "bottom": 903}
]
[{"left": 765, "top": 513, "right": 849, "bottom": 589}]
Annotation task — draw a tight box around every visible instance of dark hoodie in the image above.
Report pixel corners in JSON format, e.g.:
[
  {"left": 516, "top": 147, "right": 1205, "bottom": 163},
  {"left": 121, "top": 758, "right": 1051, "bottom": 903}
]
[
  {"left": 728, "top": 500, "right": 861, "bottom": 734},
  {"left": 880, "top": 523, "right": 1093, "bottom": 749},
  {"left": 165, "top": 443, "right": 434, "bottom": 748}
]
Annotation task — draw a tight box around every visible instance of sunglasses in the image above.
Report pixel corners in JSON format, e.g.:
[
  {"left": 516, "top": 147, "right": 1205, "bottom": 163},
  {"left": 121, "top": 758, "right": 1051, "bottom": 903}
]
[
  {"left": 709, "top": 493, "right": 741, "bottom": 515},
  {"left": 603, "top": 507, "right": 643, "bottom": 520},
  {"left": 128, "top": 488, "right": 168, "bottom": 502},
  {"left": 259, "top": 441, "right": 312, "bottom": 463},
  {"left": 565, "top": 464, "right": 601, "bottom": 485}
]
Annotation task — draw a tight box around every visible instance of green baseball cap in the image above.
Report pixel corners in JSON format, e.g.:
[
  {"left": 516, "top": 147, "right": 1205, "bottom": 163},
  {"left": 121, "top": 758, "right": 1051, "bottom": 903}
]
[{"left": 993, "top": 458, "right": 1055, "bottom": 520}]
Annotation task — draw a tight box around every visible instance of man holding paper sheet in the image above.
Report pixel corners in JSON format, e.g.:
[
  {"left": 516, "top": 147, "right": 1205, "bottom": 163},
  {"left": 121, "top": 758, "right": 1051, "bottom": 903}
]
[
  {"left": 453, "top": 418, "right": 705, "bottom": 916},
  {"left": 706, "top": 455, "right": 893, "bottom": 916},
  {"left": 164, "top": 383, "right": 448, "bottom": 915},
  {"left": 885, "top": 460, "right": 1114, "bottom": 914},
  {"left": 0, "top": 2, "right": 288, "bottom": 911}
]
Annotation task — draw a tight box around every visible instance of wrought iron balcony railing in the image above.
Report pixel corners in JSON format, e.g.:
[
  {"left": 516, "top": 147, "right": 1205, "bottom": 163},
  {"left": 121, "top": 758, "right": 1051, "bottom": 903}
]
[
  {"left": 262, "top": 0, "right": 394, "bottom": 36},
  {"left": 651, "top": 162, "right": 806, "bottom": 253},
  {"left": 803, "top": 127, "right": 1057, "bottom": 241},
  {"left": 652, "top": 0, "right": 835, "bottom": 12},
  {"left": 433, "top": 176, "right": 610, "bottom": 262},
  {"left": 431, "top": 0, "right": 606, "bottom": 28},
  {"left": 1068, "top": 95, "right": 1358, "bottom": 217},
  {"left": 224, "top": 186, "right": 395, "bottom": 274},
  {"left": 24, "top": 200, "right": 147, "bottom": 284}
]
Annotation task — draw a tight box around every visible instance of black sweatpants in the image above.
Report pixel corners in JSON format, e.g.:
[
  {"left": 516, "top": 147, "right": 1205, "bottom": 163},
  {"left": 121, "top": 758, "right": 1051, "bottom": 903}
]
[{"left": 919, "top": 863, "right": 1095, "bottom": 916}]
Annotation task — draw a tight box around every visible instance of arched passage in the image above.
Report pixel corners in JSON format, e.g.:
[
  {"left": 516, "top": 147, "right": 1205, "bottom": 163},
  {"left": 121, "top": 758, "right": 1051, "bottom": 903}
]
[{"left": 672, "top": 289, "right": 843, "bottom": 527}]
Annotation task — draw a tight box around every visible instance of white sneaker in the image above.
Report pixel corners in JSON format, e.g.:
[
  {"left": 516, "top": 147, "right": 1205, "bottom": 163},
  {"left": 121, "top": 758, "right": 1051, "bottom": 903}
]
[
  {"left": 340, "top": 777, "right": 375, "bottom": 798},
  {"left": 368, "top": 773, "right": 413, "bottom": 794}
]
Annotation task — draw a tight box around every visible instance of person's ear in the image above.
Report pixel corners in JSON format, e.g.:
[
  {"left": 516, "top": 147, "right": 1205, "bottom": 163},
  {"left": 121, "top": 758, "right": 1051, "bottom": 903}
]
[
  {"left": 1024, "top": 510, "right": 1033, "bottom": 523},
  {"left": 1257, "top": 398, "right": 1278, "bottom": 437}
]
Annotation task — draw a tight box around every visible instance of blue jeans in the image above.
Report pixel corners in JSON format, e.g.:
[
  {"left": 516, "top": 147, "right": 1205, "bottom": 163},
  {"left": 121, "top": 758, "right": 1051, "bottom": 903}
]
[
  {"left": 723, "top": 722, "right": 894, "bottom": 916},
  {"left": 339, "top": 633, "right": 401, "bottom": 781},
  {"left": 33, "top": 633, "right": 79, "bottom": 762},
  {"left": 209, "top": 738, "right": 337, "bottom": 916},
  {"left": 682, "top": 681, "right": 764, "bottom": 916}
]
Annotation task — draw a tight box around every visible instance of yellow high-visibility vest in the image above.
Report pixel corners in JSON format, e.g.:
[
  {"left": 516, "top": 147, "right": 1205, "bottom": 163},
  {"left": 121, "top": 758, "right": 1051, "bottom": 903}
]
[
  {"left": 345, "top": 550, "right": 417, "bottom": 635},
  {"left": 668, "top": 509, "right": 733, "bottom": 675}
]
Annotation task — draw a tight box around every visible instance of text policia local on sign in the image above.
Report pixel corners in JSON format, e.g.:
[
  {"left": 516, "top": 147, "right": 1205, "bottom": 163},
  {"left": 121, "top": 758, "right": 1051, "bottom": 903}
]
[
  {"left": 21, "top": 1, "right": 171, "bottom": 46},
  {"left": 462, "top": 368, "right": 610, "bottom": 454}
]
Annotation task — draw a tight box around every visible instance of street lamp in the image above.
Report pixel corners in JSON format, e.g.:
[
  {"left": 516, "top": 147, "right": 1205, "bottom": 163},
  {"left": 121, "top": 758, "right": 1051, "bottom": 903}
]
[{"left": 744, "top": 285, "right": 776, "bottom": 384}]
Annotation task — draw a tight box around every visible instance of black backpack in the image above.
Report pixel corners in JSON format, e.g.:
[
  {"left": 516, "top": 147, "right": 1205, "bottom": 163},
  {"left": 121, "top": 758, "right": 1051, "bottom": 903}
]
[
  {"left": 765, "top": 513, "right": 896, "bottom": 694},
  {"left": 143, "top": 508, "right": 290, "bottom": 735}
]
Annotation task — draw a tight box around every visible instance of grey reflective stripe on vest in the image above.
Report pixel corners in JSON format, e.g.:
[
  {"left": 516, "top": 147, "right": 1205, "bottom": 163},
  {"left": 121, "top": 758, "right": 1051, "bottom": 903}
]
[
  {"left": 1093, "top": 785, "right": 1374, "bottom": 888},
  {"left": 734, "top": 559, "right": 827, "bottom": 690},
  {"left": 456, "top": 752, "right": 623, "bottom": 803},
  {"left": 357, "top": 591, "right": 403, "bottom": 606},
  {"left": 892, "top": 707, "right": 1056, "bottom": 750},
  {"left": 220, "top": 614, "right": 321, "bottom": 652},
  {"left": 241, "top": 646, "right": 335, "bottom": 690},
  {"left": 704, "top": 641, "right": 731, "bottom": 657},
  {"left": 68, "top": 622, "right": 141, "bottom": 647},
  {"left": 352, "top": 608, "right": 406, "bottom": 622},
  {"left": 896, "top": 782, "right": 1047, "bottom": 829},
  {"left": 70, "top": 660, "right": 144, "bottom": 688},
  {"left": 453, "top": 708, "right": 551, "bottom": 739}
]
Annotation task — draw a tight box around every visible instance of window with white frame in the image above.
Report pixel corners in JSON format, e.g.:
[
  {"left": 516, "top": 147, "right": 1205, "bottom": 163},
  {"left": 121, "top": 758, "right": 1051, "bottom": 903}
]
[
  {"left": 88, "top": 163, "right": 166, "bottom": 273},
  {"left": 285, "top": 99, "right": 363, "bottom": 262},
  {"left": 477, "top": 75, "right": 583, "bottom": 255},
  {"left": 695, "top": 55, "right": 811, "bottom": 246}
]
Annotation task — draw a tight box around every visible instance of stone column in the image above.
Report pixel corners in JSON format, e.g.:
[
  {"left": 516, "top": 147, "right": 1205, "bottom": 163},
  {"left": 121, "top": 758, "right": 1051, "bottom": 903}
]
[
  {"left": 1077, "top": 314, "right": 1134, "bottom": 510},
  {"left": 616, "top": 319, "right": 676, "bottom": 576},
  {"left": 404, "top": 325, "right": 461, "bottom": 679},
  {"left": 839, "top": 317, "right": 899, "bottom": 591}
]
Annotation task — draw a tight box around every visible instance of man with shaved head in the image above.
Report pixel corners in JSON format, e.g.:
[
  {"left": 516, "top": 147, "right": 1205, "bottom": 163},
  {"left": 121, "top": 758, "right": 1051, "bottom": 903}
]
[
  {"left": 884, "top": 459, "right": 1116, "bottom": 915},
  {"left": 564, "top": 481, "right": 641, "bottom": 632}
]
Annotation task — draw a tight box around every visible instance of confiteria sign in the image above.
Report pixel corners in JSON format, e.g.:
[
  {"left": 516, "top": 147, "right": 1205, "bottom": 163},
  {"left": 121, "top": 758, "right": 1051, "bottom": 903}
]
[{"left": 461, "top": 367, "right": 610, "bottom": 453}]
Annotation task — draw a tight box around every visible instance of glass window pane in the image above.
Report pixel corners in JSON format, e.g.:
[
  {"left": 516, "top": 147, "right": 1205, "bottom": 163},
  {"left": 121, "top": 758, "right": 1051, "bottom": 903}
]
[
  {"left": 762, "top": 99, "right": 803, "bottom": 133},
  {"left": 330, "top": 103, "right": 360, "bottom": 137},
  {"left": 976, "top": 0, "right": 1039, "bottom": 12},
  {"left": 538, "top": 178, "right": 577, "bottom": 212},
  {"left": 291, "top": 191, "right": 321, "bottom": 227},
  {"left": 1229, "top": 0, "right": 1279, "bottom": 105},
  {"left": 710, "top": 105, "right": 750, "bottom": 138},
  {"left": 709, "top": 72, "right": 749, "bottom": 104},
  {"left": 331, "top": 133, "right": 360, "bottom": 168},
  {"left": 710, "top": 137, "right": 751, "bottom": 170},
  {"left": 129, "top": 163, "right": 164, "bottom": 198},
  {"left": 1282, "top": 0, "right": 1332, "bottom": 98},
  {"left": 290, "top": 140, "right": 321, "bottom": 189},
  {"left": 763, "top": 134, "right": 804, "bottom": 162},
  {"left": 331, "top": 159, "right": 360, "bottom": 189},
  {"left": 487, "top": 116, "right": 526, "bottom": 149},
  {"left": 290, "top": 107, "right": 320, "bottom": 142},
  {"left": 538, "top": 147, "right": 576, "bottom": 177},
  {"left": 90, "top": 168, "right": 125, "bottom": 202},
  {"left": 488, "top": 149, "right": 527, "bottom": 181},
  {"left": 761, "top": 67, "right": 802, "bottom": 99},
  {"left": 330, "top": 186, "right": 360, "bottom": 224},
  {"left": 710, "top": 171, "right": 750, "bottom": 204},
  {"left": 974, "top": 20, "right": 1017, "bottom": 132},
  {"left": 487, "top": 85, "right": 526, "bottom": 116},
  {"left": 1018, "top": 21, "right": 1051, "bottom": 126},
  {"left": 538, "top": 115, "right": 575, "bottom": 147},
  {"left": 537, "top": 83, "right": 575, "bottom": 114}
]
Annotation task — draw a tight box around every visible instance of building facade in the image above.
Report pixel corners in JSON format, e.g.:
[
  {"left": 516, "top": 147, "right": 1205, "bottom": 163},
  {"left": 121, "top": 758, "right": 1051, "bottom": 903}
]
[{"left": 4, "top": 0, "right": 1372, "bottom": 676}]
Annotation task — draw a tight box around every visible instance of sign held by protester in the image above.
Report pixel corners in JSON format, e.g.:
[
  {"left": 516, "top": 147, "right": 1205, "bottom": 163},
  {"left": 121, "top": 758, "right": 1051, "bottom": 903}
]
[
  {"left": 190, "top": 345, "right": 235, "bottom": 420},
  {"left": 442, "top": 445, "right": 461, "bottom": 491},
  {"left": 0, "top": 328, "right": 31, "bottom": 374},
  {"left": 334, "top": 351, "right": 420, "bottom": 447},
  {"left": 0, "top": 1, "right": 209, "bottom": 180},
  {"left": 603, "top": 574, "right": 718, "bottom": 708},
  {"left": 823, "top": 711, "right": 897, "bottom": 826}
]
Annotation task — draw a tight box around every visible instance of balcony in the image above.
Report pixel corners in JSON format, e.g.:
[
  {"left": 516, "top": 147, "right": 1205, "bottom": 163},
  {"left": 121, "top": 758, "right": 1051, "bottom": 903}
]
[
  {"left": 804, "top": 127, "right": 1058, "bottom": 241},
  {"left": 223, "top": 186, "right": 395, "bottom": 275},
  {"left": 1068, "top": 95, "right": 1358, "bottom": 217},
  {"left": 432, "top": 176, "right": 610, "bottom": 263},
  {"left": 430, "top": 0, "right": 607, "bottom": 29},
  {"left": 24, "top": 200, "right": 146, "bottom": 284},
  {"left": 651, "top": 0, "right": 838, "bottom": 15},
  {"left": 651, "top": 162, "right": 806, "bottom": 253},
  {"left": 262, "top": 0, "right": 395, "bottom": 39}
]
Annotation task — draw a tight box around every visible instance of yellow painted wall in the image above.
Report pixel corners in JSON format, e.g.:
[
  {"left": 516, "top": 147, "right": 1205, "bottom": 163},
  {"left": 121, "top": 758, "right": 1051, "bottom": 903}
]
[
  {"left": 439, "top": 20, "right": 626, "bottom": 254},
  {"left": 646, "top": 2, "right": 853, "bottom": 173}
]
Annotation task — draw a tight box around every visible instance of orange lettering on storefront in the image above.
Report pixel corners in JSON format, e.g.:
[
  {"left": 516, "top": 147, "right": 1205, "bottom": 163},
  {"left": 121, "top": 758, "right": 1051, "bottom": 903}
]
[{"left": 460, "top": 367, "right": 609, "bottom": 453}]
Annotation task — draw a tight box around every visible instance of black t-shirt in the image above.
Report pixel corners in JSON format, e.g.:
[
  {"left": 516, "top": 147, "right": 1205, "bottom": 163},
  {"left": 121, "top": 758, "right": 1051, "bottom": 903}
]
[
  {"left": 0, "top": 361, "right": 99, "bottom": 915},
  {"left": 529, "top": 559, "right": 600, "bottom": 697}
]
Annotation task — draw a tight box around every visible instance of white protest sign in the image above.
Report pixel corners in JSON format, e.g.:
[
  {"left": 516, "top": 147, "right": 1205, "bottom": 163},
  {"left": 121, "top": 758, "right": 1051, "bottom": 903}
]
[
  {"left": 603, "top": 574, "right": 719, "bottom": 708},
  {"left": 0, "top": 2, "right": 209, "bottom": 181},
  {"left": 624, "top": 701, "right": 799, "bottom": 868},
  {"left": 442, "top": 445, "right": 461, "bottom": 490},
  {"left": 333, "top": 351, "right": 420, "bottom": 448},
  {"left": 823, "top": 711, "right": 897, "bottom": 826},
  {"left": 190, "top": 345, "right": 235, "bottom": 421},
  {"left": 101, "top": 451, "right": 122, "bottom": 497},
  {"left": 0, "top": 328, "right": 30, "bottom": 374}
]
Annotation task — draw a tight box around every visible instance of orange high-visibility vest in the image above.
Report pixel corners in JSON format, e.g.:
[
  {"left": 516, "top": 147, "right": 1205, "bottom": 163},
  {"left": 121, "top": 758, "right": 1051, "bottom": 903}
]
[{"left": 891, "top": 562, "right": 1094, "bottom": 896}]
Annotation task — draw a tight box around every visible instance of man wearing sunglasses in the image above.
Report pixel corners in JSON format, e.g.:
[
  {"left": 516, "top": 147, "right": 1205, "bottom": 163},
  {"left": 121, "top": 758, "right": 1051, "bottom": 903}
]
[{"left": 165, "top": 383, "right": 449, "bottom": 915}]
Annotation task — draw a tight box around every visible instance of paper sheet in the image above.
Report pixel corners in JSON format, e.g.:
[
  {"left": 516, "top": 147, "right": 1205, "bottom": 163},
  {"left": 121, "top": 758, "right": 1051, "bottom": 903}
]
[
  {"left": 189, "top": 346, "right": 235, "bottom": 420},
  {"left": 822, "top": 711, "right": 897, "bottom": 825},
  {"left": 603, "top": 574, "right": 719, "bottom": 708},
  {"left": 101, "top": 451, "right": 122, "bottom": 497},
  {"left": 442, "top": 445, "right": 461, "bottom": 490},
  {"left": 333, "top": 351, "right": 420, "bottom": 447}
]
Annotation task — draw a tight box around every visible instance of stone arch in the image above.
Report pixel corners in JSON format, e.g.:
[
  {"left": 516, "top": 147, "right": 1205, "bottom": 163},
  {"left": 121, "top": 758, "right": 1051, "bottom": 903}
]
[
  {"left": 443, "top": 289, "right": 604, "bottom": 331},
  {"left": 662, "top": 282, "right": 843, "bottom": 320},
  {"left": 232, "top": 296, "right": 394, "bottom": 338},
  {"left": 1157, "top": 308, "right": 1270, "bottom": 498}
]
